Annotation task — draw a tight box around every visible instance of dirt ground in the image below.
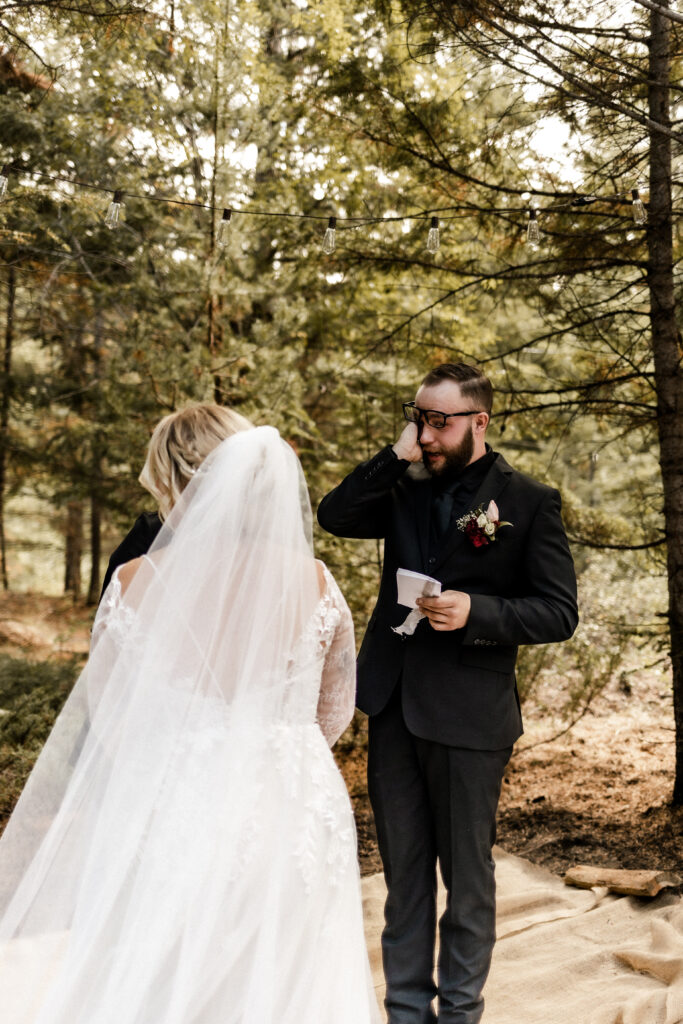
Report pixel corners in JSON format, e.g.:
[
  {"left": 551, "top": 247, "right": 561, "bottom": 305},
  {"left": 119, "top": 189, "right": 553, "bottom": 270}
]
[
  {"left": 0, "top": 591, "right": 93, "bottom": 658},
  {"left": 1, "top": 591, "right": 682, "bottom": 887},
  {"left": 338, "top": 671, "right": 683, "bottom": 885}
]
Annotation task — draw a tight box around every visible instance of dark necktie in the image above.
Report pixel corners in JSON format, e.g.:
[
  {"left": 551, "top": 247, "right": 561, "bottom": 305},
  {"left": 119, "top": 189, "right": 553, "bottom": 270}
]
[{"left": 432, "top": 487, "right": 455, "bottom": 541}]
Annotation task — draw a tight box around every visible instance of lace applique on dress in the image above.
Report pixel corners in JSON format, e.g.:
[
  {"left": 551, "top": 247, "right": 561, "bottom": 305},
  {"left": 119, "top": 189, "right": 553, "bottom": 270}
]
[
  {"left": 277, "top": 564, "right": 357, "bottom": 892},
  {"left": 91, "top": 569, "right": 138, "bottom": 651},
  {"left": 314, "top": 565, "right": 356, "bottom": 748}
]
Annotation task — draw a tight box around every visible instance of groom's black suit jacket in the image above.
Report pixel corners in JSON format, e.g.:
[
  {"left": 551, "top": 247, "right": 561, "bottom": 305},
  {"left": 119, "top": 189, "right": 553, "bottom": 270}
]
[
  {"left": 99, "top": 511, "right": 162, "bottom": 602},
  {"left": 317, "top": 446, "right": 578, "bottom": 751}
]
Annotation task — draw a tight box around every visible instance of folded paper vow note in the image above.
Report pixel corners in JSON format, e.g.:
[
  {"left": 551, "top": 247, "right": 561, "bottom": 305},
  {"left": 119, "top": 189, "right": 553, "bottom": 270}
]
[
  {"left": 393, "top": 569, "right": 442, "bottom": 636},
  {"left": 396, "top": 568, "right": 442, "bottom": 608}
]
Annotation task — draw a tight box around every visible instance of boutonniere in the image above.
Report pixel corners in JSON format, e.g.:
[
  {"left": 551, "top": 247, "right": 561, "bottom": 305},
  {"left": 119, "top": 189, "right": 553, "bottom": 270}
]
[{"left": 456, "top": 499, "right": 512, "bottom": 548}]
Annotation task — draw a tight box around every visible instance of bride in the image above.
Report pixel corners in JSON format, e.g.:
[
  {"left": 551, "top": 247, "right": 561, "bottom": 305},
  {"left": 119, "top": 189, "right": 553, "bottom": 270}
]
[{"left": 0, "top": 405, "right": 381, "bottom": 1024}]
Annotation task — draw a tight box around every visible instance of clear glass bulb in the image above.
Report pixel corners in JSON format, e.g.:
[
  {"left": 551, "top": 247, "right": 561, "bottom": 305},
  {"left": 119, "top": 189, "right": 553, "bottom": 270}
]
[
  {"left": 426, "top": 216, "right": 440, "bottom": 254},
  {"left": 322, "top": 216, "right": 336, "bottom": 255},
  {"left": 0, "top": 166, "right": 8, "bottom": 200},
  {"left": 105, "top": 190, "right": 123, "bottom": 229},
  {"left": 632, "top": 189, "right": 646, "bottom": 226},
  {"left": 526, "top": 210, "right": 540, "bottom": 249},
  {"left": 217, "top": 208, "right": 232, "bottom": 247}
]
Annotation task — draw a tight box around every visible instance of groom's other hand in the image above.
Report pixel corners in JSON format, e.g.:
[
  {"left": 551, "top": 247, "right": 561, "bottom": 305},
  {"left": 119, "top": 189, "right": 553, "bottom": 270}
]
[
  {"left": 392, "top": 422, "right": 423, "bottom": 463},
  {"left": 417, "top": 591, "right": 471, "bottom": 631}
]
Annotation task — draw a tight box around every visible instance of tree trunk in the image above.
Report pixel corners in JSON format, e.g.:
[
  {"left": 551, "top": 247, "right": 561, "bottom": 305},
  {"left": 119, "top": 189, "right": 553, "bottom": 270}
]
[
  {"left": 87, "top": 312, "right": 103, "bottom": 606},
  {"left": 207, "top": 0, "right": 230, "bottom": 404},
  {"left": 0, "top": 264, "right": 15, "bottom": 590},
  {"left": 87, "top": 488, "right": 101, "bottom": 606},
  {"left": 646, "top": 3, "right": 683, "bottom": 804},
  {"left": 64, "top": 500, "right": 84, "bottom": 600}
]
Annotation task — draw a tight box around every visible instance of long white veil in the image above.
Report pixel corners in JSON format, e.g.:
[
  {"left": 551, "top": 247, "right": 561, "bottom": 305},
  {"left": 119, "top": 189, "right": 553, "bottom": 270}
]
[{"left": 0, "top": 426, "right": 376, "bottom": 1024}]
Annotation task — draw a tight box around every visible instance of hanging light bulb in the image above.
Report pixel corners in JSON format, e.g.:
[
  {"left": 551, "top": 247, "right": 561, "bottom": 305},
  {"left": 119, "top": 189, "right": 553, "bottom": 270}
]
[
  {"left": 526, "top": 208, "right": 540, "bottom": 249},
  {"left": 105, "top": 190, "right": 123, "bottom": 229},
  {"left": 631, "top": 188, "right": 647, "bottom": 226},
  {"left": 322, "top": 216, "right": 336, "bottom": 255},
  {"left": 0, "top": 165, "right": 9, "bottom": 200},
  {"left": 216, "top": 208, "right": 232, "bottom": 247},
  {"left": 426, "top": 215, "right": 440, "bottom": 254}
]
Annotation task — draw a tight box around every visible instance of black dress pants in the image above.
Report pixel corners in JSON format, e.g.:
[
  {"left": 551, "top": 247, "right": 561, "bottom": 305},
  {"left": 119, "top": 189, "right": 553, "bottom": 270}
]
[{"left": 367, "top": 685, "right": 511, "bottom": 1024}]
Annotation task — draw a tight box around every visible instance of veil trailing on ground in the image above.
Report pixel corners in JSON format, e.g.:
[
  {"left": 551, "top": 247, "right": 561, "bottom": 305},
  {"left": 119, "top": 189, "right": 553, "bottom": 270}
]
[{"left": 0, "top": 426, "right": 378, "bottom": 1024}]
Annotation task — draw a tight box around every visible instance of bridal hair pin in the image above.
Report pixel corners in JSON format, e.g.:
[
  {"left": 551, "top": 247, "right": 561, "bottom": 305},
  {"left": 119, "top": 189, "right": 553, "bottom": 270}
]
[{"left": 186, "top": 446, "right": 201, "bottom": 476}]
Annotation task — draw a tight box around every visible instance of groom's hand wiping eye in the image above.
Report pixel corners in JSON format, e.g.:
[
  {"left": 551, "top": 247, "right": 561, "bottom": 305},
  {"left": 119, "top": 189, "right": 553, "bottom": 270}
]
[
  {"left": 417, "top": 591, "right": 471, "bottom": 631},
  {"left": 392, "top": 422, "right": 423, "bottom": 463}
]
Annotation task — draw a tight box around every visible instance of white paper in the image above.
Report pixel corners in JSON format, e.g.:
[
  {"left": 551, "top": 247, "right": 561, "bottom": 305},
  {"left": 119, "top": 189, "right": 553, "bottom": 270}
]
[
  {"left": 392, "top": 569, "right": 443, "bottom": 637},
  {"left": 396, "top": 568, "right": 442, "bottom": 608}
]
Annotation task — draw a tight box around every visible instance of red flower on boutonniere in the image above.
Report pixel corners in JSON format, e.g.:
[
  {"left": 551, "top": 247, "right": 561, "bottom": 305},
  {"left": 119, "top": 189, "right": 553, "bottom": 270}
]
[{"left": 456, "top": 500, "right": 512, "bottom": 548}]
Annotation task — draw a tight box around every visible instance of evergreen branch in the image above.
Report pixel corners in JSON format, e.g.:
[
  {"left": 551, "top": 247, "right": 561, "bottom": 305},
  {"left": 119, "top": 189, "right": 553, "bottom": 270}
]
[{"left": 423, "top": 2, "right": 683, "bottom": 143}]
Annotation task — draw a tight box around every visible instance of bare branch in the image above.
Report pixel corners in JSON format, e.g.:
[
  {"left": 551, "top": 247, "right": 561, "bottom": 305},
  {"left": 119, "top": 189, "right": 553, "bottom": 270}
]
[{"left": 631, "top": 0, "right": 683, "bottom": 27}]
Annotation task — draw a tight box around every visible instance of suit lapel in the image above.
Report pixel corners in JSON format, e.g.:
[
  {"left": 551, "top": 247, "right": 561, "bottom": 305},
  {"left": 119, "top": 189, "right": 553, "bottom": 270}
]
[{"left": 434, "top": 454, "right": 514, "bottom": 570}]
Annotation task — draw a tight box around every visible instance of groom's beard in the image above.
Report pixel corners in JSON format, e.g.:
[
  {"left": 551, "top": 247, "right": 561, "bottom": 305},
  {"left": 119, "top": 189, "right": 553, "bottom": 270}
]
[{"left": 421, "top": 425, "right": 474, "bottom": 478}]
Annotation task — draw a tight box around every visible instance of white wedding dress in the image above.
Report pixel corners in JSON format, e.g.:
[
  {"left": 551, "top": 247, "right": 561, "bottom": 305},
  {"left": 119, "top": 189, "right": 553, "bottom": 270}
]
[{"left": 0, "top": 427, "right": 381, "bottom": 1024}]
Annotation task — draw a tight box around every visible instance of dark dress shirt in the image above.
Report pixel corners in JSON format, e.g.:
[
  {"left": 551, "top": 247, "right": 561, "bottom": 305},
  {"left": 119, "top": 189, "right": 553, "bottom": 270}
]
[{"left": 428, "top": 448, "right": 497, "bottom": 558}]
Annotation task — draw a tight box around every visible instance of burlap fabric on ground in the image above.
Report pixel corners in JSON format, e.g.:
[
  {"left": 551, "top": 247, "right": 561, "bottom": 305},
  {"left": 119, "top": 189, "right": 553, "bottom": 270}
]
[{"left": 362, "top": 847, "right": 683, "bottom": 1024}]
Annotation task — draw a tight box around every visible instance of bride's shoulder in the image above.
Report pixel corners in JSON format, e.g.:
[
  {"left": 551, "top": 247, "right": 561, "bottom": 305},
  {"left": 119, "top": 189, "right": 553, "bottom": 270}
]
[
  {"left": 314, "top": 559, "right": 327, "bottom": 598},
  {"left": 117, "top": 556, "right": 145, "bottom": 597},
  {"left": 313, "top": 560, "right": 346, "bottom": 605}
]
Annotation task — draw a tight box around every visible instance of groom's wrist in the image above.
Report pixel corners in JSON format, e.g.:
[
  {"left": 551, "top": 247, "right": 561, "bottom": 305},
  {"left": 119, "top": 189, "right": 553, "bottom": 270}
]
[
  {"left": 361, "top": 446, "right": 409, "bottom": 484},
  {"left": 389, "top": 445, "right": 411, "bottom": 465}
]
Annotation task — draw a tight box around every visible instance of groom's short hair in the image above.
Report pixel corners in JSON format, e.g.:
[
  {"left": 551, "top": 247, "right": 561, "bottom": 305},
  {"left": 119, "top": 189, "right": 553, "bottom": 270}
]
[{"left": 421, "top": 363, "right": 493, "bottom": 414}]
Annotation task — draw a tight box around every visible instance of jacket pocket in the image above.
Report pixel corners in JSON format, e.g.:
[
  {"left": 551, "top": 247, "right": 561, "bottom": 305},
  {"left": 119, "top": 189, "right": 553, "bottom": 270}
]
[{"left": 458, "top": 645, "right": 518, "bottom": 675}]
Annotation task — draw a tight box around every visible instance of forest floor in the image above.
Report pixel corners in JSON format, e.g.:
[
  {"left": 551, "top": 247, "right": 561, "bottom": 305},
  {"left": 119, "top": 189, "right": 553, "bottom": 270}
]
[{"left": 1, "top": 591, "right": 682, "bottom": 886}]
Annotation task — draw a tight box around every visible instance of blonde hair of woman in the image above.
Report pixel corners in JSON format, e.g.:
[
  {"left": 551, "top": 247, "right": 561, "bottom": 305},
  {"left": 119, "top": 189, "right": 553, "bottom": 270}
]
[{"left": 139, "top": 403, "right": 253, "bottom": 520}]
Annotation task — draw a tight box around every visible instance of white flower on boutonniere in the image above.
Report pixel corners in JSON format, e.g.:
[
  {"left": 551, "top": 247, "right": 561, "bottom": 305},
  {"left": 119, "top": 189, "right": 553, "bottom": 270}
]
[{"left": 456, "top": 499, "right": 513, "bottom": 548}]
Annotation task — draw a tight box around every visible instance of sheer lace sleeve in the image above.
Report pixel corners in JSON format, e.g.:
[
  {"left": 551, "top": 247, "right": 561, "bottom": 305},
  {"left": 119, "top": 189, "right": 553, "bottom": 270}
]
[
  {"left": 90, "top": 569, "right": 124, "bottom": 650},
  {"left": 89, "top": 565, "right": 140, "bottom": 653},
  {"left": 316, "top": 568, "right": 357, "bottom": 748}
]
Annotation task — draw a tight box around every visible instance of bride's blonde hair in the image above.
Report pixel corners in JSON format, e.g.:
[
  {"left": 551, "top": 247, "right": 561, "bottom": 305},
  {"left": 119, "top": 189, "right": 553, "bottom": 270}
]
[{"left": 139, "top": 403, "right": 254, "bottom": 519}]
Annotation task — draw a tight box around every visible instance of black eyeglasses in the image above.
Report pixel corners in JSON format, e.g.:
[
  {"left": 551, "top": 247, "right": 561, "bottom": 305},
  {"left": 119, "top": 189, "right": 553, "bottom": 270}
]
[{"left": 402, "top": 402, "right": 483, "bottom": 430}]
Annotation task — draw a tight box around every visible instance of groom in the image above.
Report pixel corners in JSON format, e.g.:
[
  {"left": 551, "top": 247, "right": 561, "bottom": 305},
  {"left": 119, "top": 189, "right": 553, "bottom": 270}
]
[{"left": 317, "top": 363, "right": 578, "bottom": 1024}]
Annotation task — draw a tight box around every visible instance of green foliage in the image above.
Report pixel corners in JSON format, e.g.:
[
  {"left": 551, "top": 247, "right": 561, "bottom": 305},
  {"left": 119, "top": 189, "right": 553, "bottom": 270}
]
[
  {"left": 0, "top": 653, "right": 80, "bottom": 832},
  {"left": 0, "top": 743, "right": 41, "bottom": 833},
  {"left": 0, "top": 654, "right": 78, "bottom": 748},
  {"left": 517, "top": 549, "right": 669, "bottom": 717}
]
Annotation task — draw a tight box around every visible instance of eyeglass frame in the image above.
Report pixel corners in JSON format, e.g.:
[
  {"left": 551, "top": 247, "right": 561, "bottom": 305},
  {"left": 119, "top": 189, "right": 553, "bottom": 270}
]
[{"left": 402, "top": 401, "right": 485, "bottom": 430}]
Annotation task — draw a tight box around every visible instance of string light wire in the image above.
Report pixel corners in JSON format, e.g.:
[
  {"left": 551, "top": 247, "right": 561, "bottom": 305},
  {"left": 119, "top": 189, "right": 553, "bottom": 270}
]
[{"left": 0, "top": 165, "right": 649, "bottom": 243}]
